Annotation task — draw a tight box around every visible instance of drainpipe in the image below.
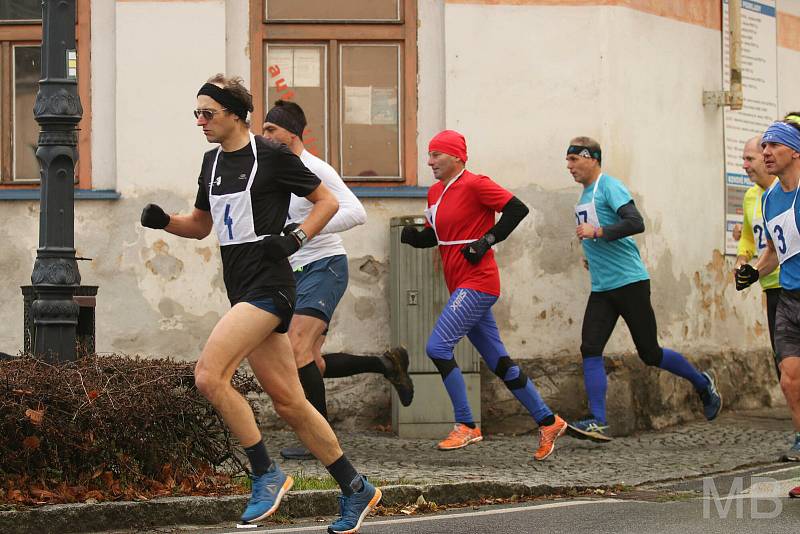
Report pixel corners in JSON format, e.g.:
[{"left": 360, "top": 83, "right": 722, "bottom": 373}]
[{"left": 704, "top": 0, "right": 743, "bottom": 110}]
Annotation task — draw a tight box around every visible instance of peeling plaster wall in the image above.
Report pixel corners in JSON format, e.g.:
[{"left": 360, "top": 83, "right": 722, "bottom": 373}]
[
  {"left": 3, "top": 1, "right": 798, "bottom": 432},
  {"left": 0, "top": 2, "right": 426, "bottom": 367},
  {"left": 443, "top": 2, "right": 778, "bottom": 362}
]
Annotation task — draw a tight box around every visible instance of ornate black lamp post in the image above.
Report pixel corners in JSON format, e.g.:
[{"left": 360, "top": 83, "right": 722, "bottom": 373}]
[{"left": 30, "top": 0, "right": 81, "bottom": 362}]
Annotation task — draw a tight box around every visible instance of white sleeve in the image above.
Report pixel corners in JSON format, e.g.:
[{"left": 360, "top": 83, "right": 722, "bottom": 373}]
[{"left": 317, "top": 168, "right": 367, "bottom": 234}]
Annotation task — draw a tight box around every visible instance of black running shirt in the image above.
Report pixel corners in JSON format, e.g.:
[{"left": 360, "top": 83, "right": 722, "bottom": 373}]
[{"left": 195, "top": 135, "right": 321, "bottom": 304}]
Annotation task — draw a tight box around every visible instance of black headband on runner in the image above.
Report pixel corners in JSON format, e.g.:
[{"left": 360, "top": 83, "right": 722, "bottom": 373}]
[
  {"left": 264, "top": 105, "right": 306, "bottom": 139},
  {"left": 197, "top": 83, "right": 249, "bottom": 122},
  {"left": 567, "top": 144, "right": 602, "bottom": 164}
]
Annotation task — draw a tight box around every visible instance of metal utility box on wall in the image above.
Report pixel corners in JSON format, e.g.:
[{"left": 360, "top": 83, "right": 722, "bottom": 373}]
[{"left": 389, "top": 216, "right": 480, "bottom": 438}]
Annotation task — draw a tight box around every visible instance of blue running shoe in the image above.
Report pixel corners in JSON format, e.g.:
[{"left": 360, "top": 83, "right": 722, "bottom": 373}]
[
  {"left": 781, "top": 432, "right": 800, "bottom": 462},
  {"left": 240, "top": 463, "right": 294, "bottom": 524},
  {"left": 698, "top": 371, "right": 722, "bottom": 421},
  {"left": 567, "top": 417, "right": 612, "bottom": 442},
  {"left": 328, "top": 476, "right": 382, "bottom": 534}
]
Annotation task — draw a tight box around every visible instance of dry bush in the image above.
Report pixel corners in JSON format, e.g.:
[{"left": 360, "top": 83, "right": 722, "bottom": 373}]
[{"left": 0, "top": 354, "right": 262, "bottom": 503}]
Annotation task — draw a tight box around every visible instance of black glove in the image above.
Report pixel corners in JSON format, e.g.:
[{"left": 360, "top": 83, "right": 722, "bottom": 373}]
[
  {"left": 283, "top": 222, "right": 300, "bottom": 235},
  {"left": 735, "top": 264, "right": 759, "bottom": 291},
  {"left": 262, "top": 234, "right": 301, "bottom": 261},
  {"left": 401, "top": 226, "right": 420, "bottom": 246},
  {"left": 401, "top": 226, "right": 438, "bottom": 248},
  {"left": 461, "top": 234, "right": 494, "bottom": 265},
  {"left": 141, "top": 203, "right": 170, "bottom": 229}
]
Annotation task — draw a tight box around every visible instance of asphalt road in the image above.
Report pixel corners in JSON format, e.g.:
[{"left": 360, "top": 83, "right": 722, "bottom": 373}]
[{"left": 105, "top": 464, "right": 800, "bottom": 534}]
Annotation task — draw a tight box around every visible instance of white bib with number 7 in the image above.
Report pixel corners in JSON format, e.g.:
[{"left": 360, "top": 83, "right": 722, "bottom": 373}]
[
  {"left": 575, "top": 173, "right": 603, "bottom": 228},
  {"left": 764, "top": 184, "right": 800, "bottom": 265}
]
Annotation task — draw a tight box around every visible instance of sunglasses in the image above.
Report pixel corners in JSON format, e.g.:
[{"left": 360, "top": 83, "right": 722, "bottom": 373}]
[{"left": 193, "top": 108, "right": 227, "bottom": 120}]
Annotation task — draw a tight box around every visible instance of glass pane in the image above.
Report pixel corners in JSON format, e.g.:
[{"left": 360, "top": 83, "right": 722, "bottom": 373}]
[
  {"left": 340, "top": 44, "right": 401, "bottom": 180},
  {"left": 0, "top": 0, "right": 41, "bottom": 21},
  {"left": 265, "top": 44, "right": 328, "bottom": 161},
  {"left": 266, "top": 0, "right": 399, "bottom": 22},
  {"left": 14, "top": 45, "right": 40, "bottom": 181}
]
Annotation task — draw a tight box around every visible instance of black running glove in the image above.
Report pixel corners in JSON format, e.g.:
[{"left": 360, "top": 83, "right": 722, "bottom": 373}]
[
  {"left": 283, "top": 222, "right": 300, "bottom": 235},
  {"left": 735, "top": 264, "right": 759, "bottom": 291},
  {"left": 401, "top": 226, "right": 437, "bottom": 248},
  {"left": 461, "top": 234, "right": 495, "bottom": 265},
  {"left": 140, "top": 203, "right": 170, "bottom": 229},
  {"left": 262, "top": 234, "right": 301, "bottom": 261}
]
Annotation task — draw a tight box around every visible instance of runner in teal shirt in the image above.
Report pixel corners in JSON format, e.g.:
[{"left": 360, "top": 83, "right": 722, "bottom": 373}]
[
  {"left": 566, "top": 135, "right": 721, "bottom": 443},
  {"left": 576, "top": 173, "right": 649, "bottom": 291}
]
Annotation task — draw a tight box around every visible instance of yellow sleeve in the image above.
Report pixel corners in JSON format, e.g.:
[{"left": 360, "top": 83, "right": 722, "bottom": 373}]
[{"left": 737, "top": 187, "right": 756, "bottom": 260}]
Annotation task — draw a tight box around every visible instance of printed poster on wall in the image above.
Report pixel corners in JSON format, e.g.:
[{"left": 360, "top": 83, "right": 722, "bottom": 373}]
[{"left": 722, "top": 0, "right": 777, "bottom": 255}]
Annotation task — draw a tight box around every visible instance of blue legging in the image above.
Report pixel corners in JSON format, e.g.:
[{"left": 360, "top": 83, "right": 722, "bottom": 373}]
[{"left": 426, "top": 288, "right": 553, "bottom": 425}]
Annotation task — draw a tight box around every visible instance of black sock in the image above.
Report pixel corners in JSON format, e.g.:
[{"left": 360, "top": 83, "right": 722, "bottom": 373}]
[
  {"left": 298, "top": 362, "right": 328, "bottom": 420},
  {"left": 322, "top": 353, "right": 386, "bottom": 378},
  {"left": 243, "top": 440, "right": 272, "bottom": 477},
  {"left": 459, "top": 421, "right": 476, "bottom": 429},
  {"left": 326, "top": 455, "right": 362, "bottom": 496},
  {"left": 538, "top": 414, "right": 556, "bottom": 427}
]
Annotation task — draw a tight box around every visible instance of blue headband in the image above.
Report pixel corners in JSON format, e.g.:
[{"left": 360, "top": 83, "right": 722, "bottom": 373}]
[{"left": 762, "top": 122, "right": 800, "bottom": 153}]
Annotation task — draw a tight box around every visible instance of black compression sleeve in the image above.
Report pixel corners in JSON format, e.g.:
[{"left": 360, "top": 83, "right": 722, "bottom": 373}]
[
  {"left": 602, "top": 200, "right": 645, "bottom": 241},
  {"left": 488, "top": 196, "right": 529, "bottom": 243}
]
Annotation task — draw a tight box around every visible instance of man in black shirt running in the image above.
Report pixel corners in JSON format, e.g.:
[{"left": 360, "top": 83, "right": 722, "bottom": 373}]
[{"left": 140, "top": 74, "right": 380, "bottom": 533}]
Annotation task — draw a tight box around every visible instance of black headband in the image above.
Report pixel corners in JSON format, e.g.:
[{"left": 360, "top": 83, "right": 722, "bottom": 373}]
[
  {"left": 197, "top": 83, "right": 249, "bottom": 122},
  {"left": 264, "top": 105, "right": 305, "bottom": 139},
  {"left": 567, "top": 144, "right": 602, "bottom": 164}
]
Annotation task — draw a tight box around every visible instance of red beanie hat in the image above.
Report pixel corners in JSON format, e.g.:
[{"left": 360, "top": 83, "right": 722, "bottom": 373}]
[{"left": 428, "top": 130, "right": 467, "bottom": 163}]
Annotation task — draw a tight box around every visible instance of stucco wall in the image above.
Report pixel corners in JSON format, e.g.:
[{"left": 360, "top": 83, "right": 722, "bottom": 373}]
[
  {"left": 2, "top": 1, "right": 798, "bottom": 431},
  {"left": 442, "top": 1, "right": 783, "bottom": 360}
]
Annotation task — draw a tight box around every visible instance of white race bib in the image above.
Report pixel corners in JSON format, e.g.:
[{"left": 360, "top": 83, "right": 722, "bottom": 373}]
[
  {"left": 764, "top": 184, "right": 800, "bottom": 264},
  {"left": 208, "top": 133, "right": 264, "bottom": 246}
]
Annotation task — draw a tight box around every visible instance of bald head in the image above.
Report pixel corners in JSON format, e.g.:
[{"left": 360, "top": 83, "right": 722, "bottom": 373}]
[
  {"left": 744, "top": 135, "right": 762, "bottom": 152},
  {"left": 742, "top": 135, "right": 772, "bottom": 189}
]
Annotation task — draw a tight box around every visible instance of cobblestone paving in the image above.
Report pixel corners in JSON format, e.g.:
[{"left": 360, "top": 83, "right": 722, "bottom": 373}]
[{"left": 268, "top": 409, "right": 796, "bottom": 488}]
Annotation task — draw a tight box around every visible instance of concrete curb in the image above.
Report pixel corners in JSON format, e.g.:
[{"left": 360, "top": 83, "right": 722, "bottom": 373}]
[{"left": 0, "top": 480, "right": 594, "bottom": 534}]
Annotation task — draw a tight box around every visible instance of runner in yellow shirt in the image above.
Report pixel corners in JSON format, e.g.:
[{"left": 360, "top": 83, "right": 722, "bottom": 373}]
[{"left": 735, "top": 135, "right": 780, "bottom": 377}]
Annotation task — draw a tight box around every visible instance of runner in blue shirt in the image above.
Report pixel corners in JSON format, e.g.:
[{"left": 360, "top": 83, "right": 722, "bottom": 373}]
[
  {"left": 567, "top": 136, "right": 722, "bottom": 442},
  {"left": 736, "top": 120, "right": 800, "bottom": 467}
]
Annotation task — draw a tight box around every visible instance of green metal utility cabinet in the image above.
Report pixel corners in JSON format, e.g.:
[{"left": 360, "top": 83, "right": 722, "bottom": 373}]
[{"left": 389, "top": 216, "right": 480, "bottom": 438}]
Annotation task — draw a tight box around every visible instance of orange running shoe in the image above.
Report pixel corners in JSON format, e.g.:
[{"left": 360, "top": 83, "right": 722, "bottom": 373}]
[
  {"left": 437, "top": 423, "right": 483, "bottom": 450},
  {"left": 534, "top": 414, "right": 567, "bottom": 461}
]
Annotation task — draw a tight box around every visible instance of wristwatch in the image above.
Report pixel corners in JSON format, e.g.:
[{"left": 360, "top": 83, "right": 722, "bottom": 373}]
[{"left": 291, "top": 227, "right": 308, "bottom": 247}]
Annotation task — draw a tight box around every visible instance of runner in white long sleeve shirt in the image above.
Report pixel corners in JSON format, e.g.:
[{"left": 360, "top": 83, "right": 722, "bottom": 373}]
[{"left": 263, "top": 101, "right": 414, "bottom": 460}]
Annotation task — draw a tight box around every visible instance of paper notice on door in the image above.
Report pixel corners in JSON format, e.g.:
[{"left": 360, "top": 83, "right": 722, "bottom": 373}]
[
  {"left": 371, "top": 87, "right": 397, "bottom": 125},
  {"left": 344, "top": 86, "right": 372, "bottom": 125},
  {"left": 293, "top": 48, "right": 320, "bottom": 87},
  {"left": 267, "top": 48, "right": 294, "bottom": 87}
]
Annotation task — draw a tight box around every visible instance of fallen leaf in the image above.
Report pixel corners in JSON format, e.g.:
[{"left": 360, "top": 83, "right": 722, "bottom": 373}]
[
  {"left": 101, "top": 471, "right": 114, "bottom": 489},
  {"left": 30, "top": 488, "right": 57, "bottom": 499},
  {"left": 22, "top": 436, "right": 40, "bottom": 450},
  {"left": 25, "top": 408, "right": 45, "bottom": 426}
]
